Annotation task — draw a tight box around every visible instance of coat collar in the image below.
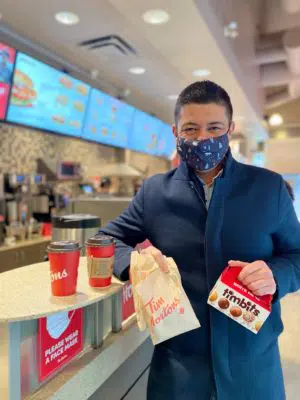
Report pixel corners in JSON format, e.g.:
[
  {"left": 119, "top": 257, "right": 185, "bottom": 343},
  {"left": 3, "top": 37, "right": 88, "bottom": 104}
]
[{"left": 173, "top": 149, "right": 237, "bottom": 182}]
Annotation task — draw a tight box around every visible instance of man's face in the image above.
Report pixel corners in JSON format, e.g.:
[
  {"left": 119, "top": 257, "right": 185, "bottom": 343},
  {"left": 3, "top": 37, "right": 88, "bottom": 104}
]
[{"left": 173, "top": 103, "right": 234, "bottom": 141}]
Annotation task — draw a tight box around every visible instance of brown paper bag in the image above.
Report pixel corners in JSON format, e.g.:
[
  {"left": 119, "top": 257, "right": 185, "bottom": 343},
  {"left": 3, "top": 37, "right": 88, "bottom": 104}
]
[{"left": 130, "top": 251, "right": 200, "bottom": 345}]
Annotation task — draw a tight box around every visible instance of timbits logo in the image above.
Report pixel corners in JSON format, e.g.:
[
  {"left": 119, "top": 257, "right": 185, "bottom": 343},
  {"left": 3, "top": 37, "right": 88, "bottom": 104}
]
[
  {"left": 51, "top": 269, "right": 68, "bottom": 283},
  {"left": 222, "top": 288, "right": 260, "bottom": 316}
]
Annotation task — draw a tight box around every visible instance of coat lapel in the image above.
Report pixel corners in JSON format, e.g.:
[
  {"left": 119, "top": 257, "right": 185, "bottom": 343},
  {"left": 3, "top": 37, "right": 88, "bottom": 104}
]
[
  {"left": 173, "top": 151, "right": 239, "bottom": 284},
  {"left": 206, "top": 151, "right": 238, "bottom": 284}
]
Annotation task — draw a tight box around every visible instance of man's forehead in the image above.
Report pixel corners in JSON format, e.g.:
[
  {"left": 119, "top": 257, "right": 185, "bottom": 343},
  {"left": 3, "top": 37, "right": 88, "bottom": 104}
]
[{"left": 179, "top": 103, "right": 227, "bottom": 120}]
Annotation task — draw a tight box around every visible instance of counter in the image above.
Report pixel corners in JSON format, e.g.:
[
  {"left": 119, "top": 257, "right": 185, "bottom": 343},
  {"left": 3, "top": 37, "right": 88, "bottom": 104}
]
[
  {"left": 1, "top": 256, "right": 299, "bottom": 399},
  {"left": 0, "top": 257, "right": 151, "bottom": 400},
  {"left": 0, "top": 258, "right": 122, "bottom": 322},
  {"left": 0, "top": 236, "right": 51, "bottom": 253},
  {"left": 0, "top": 236, "right": 51, "bottom": 273}
]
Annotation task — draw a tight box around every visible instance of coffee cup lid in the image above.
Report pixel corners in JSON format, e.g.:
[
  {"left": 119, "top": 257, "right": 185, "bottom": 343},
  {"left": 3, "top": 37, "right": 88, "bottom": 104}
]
[
  {"left": 86, "top": 235, "right": 115, "bottom": 247},
  {"left": 47, "top": 240, "right": 81, "bottom": 253}
]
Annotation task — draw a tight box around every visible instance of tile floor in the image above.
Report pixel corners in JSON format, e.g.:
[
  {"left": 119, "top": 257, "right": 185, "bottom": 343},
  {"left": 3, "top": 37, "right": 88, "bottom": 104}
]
[{"left": 279, "top": 292, "right": 300, "bottom": 399}]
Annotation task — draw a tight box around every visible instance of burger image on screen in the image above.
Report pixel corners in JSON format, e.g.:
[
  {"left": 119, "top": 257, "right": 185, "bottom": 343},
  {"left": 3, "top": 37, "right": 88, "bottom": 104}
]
[{"left": 11, "top": 69, "right": 37, "bottom": 107}]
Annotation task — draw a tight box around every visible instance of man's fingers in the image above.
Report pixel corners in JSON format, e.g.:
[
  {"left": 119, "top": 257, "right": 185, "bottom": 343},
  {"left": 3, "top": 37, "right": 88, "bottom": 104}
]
[
  {"left": 154, "top": 253, "right": 169, "bottom": 273},
  {"left": 141, "top": 247, "right": 169, "bottom": 273},
  {"left": 238, "top": 262, "right": 263, "bottom": 282},
  {"left": 246, "top": 279, "right": 273, "bottom": 293},
  {"left": 252, "top": 285, "right": 276, "bottom": 296},
  {"left": 228, "top": 260, "right": 248, "bottom": 268},
  {"left": 229, "top": 259, "right": 276, "bottom": 296},
  {"left": 241, "top": 270, "right": 272, "bottom": 287}
]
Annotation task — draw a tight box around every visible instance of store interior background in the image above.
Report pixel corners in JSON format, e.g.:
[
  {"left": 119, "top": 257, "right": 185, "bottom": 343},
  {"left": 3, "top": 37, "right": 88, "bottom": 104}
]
[
  {"left": 2, "top": 0, "right": 300, "bottom": 191},
  {"left": 1, "top": 0, "right": 300, "bottom": 399}
]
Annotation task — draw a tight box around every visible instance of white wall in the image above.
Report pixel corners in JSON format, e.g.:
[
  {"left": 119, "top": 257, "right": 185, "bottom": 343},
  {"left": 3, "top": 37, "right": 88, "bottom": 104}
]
[{"left": 265, "top": 137, "right": 300, "bottom": 173}]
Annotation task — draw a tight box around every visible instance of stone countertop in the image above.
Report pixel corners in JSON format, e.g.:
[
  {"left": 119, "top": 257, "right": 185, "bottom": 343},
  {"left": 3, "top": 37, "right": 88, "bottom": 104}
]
[
  {"left": 0, "top": 257, "right": 124, "bottom": 323},
  {"left": 0, "top": 236, "right": 51, "bottom": 253}
]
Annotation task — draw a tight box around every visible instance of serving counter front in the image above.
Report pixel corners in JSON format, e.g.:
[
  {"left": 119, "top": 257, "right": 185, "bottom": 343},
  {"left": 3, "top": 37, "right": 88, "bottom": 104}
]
[{"left": 0, "top": 258, "right": 152, "bottom": 400}]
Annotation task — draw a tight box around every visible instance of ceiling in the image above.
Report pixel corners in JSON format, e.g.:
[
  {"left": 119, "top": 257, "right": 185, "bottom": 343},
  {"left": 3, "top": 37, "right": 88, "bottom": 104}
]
[
  {"left": 0, "top": 0, "right": 268, "bottom": 149},
  {"left": 258, "top": 0, "right": 300, "bottom": 133}
]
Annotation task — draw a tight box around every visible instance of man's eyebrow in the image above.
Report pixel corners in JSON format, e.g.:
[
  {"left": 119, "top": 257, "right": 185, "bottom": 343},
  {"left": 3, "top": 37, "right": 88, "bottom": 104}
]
[
  {"left": 207, "top": 121, "right": 225, "bottom": 125},
  {"left": 181, "top": 122, "right": 200, "bottom": 127}
]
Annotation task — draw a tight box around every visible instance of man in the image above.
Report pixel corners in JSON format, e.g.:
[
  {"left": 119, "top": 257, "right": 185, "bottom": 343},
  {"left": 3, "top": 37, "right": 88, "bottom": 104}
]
[
  {"left": 0, "top": 48, "right": 13, "bottom": 84},
  {"left": 100, "top": 81, "right": 300, "bottom": 400}
]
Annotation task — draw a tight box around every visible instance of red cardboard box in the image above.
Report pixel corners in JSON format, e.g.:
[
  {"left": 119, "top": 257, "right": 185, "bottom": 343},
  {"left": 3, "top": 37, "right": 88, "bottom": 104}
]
[{"left": 207, "top": 266, "right": 272, "bottom": 334}]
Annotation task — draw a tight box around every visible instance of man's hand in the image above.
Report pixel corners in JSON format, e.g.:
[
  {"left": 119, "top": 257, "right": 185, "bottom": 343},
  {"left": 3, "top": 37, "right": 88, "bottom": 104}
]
[
  {"left": 140, "top": 246, "right": 169, "bottom": 273},
  {"left": 228, "top": 260, "right": 276, "bottom": 296}
]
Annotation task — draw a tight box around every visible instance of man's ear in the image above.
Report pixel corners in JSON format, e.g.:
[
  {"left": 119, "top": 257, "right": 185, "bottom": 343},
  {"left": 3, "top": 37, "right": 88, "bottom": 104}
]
[
  {"left": 172, "top": 124, "right": 178, "bottom": 139},
  {"left": 228, "top": 121, "right": 235, "bottom": 137}
]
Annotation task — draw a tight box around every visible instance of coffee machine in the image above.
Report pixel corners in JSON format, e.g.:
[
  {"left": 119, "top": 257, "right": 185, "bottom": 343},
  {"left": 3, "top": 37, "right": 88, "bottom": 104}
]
[
  {"left": 2, "top": 173, "right": 31, "bottom": 241},
  {"left": 28, "top": 174, "right": 49, "bottom": 218},
  {"left": 4, "top": 173, "right": 30, "bottom": 224}
]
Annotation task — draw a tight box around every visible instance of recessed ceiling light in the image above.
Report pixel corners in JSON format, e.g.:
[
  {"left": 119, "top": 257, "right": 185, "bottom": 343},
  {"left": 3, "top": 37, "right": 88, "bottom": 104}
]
[
  {"left": 269, "top": 113, "right": 283, "bottom": 127},
  {"left": 142, "top": 9, "right": 170, "bottom": 25},
  {"left": 128, "top": 67, "right": 146, "bottom": 75},
  {"left": 228, "top": 21, "right": 238, "bottom": 30},
  {"left": 55, "top": 11, "right": 80, "bottom": 26},
  {"left": 224, "top": 21, "right": 239, "bottom": 38},
  {"left": 167, "top": 94, "right": 178, "bottom": 100},
  {"left": 193, "top": 69, "right": 211, "bottom": 77}
]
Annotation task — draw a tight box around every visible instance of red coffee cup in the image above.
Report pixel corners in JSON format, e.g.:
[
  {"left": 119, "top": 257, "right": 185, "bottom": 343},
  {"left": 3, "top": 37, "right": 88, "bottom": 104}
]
[
  {"left": 85, "top": 235, "right": 115, "bottom": 288},
  {"left": 47, "top": 241, "right": 81, "bottom": 296}
]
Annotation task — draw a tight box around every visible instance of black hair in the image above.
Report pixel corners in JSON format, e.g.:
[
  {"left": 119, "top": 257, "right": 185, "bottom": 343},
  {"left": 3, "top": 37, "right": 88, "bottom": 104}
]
[
  {"left": 175, "top": 80, "right": 233, "bottom": 125},
  {"left": 285, "top": 180, "right": 295, "bottom": 201}
]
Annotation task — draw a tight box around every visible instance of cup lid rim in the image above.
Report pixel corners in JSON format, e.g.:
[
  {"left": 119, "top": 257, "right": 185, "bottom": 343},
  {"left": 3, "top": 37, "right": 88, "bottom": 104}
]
[
  {"left": 47, "top": 240, "right": 81, "bottom": 253},
  {"left": 85, "top": 235, "right": 115, "bottom": 247}
]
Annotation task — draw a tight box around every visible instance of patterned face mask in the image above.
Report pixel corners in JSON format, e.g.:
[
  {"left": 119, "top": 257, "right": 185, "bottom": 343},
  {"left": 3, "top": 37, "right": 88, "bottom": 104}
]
[{"left": 176, "top": 132, "right": 229, "bottom": 172}]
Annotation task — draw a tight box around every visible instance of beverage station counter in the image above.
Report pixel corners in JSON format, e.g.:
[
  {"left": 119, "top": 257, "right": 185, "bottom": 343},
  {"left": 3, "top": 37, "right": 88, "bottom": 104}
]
[
  {"left": 0, "top": 236, "right": 51, "bottom": 273},
  {"left": 0, "top": 257, "right": 152, "bottom": 400},
  {"left": 0, "top": 235, "right": 51, "bottom": 254}
]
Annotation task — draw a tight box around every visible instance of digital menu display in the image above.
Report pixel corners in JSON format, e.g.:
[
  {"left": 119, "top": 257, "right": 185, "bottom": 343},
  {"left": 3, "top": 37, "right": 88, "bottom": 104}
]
[
  {"left": 7, "top": 52, "right": 90, "bottom": 137},
  {"left": 82, "top": 88, "right": 135, "bottom": 148},
  {"left": 0, "top": 42, "right": 16, "bottom": 119},
  {"left": 157, "top": 123, "right": 176, "bottom": 159},
  {"left": 128, "top": 109, "right": 163, "bottom": 155}
]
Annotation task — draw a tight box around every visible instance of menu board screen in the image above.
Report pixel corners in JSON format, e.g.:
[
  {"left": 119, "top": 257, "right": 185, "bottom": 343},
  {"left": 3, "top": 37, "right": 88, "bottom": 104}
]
[
  {"left": 128, "top": 110, "right": 163, "bottom": 155},
  {"left": 82, "top": 88, "right": 135, "bottom": 148},
  {"left": 0, "top": 42, "right": 16, "bottom": 119},
  {"left": 157, "top": 123, "right": 176, "bottom": 159},
  {"left": 7, "top": 52, "right": 90, "bottom": 136}
]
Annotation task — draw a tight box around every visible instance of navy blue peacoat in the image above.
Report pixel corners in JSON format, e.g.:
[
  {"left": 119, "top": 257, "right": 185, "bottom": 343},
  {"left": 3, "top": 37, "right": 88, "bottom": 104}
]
[{"left": 100, "top": 151, "right": 300, "bottom": 400}]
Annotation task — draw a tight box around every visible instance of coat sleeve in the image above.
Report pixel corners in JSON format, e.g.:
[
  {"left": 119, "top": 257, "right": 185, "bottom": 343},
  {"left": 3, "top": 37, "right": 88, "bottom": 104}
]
[
  {"left": 98, "top": 184, "right": 147, "bottom": 281},
  {"left": 268, "top": 177, "right": 300, "bottom": 300}
]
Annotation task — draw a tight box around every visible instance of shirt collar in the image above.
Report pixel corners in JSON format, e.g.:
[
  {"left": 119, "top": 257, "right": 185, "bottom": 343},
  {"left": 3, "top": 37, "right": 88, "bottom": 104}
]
[{"left": 197, "top": 168, "right": 223, "bottom": 187}]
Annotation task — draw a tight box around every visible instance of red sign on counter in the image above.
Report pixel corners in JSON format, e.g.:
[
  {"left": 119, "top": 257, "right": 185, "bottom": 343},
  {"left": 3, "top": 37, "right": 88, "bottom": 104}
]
[
  {"left": 38, "top": 308, "right": 83, "bottom": 381},
  {"left": 122, "top": 282, "right": 135, "bottom": 321}
]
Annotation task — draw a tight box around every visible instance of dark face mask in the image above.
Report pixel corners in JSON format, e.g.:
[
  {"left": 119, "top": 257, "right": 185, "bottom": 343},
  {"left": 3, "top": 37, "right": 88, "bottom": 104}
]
[{"left": 176, "top": 132, "right": 229, "bottom": 172}]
